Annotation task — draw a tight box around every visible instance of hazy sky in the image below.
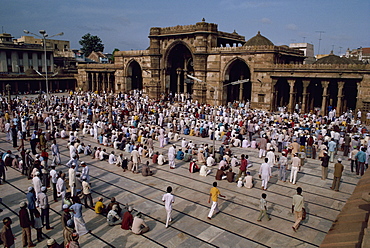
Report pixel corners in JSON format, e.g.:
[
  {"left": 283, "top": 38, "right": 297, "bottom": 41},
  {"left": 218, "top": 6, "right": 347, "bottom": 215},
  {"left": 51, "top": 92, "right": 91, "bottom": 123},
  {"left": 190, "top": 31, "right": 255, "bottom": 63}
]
[{"left": 1, "top": 0, "right": 369, "bottom": 55}]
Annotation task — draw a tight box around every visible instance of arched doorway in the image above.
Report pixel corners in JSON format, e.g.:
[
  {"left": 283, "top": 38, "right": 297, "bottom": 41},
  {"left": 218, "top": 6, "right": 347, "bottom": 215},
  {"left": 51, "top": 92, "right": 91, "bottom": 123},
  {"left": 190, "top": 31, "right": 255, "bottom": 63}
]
[
  {"left": 223, "top": 59, "right": 251, "bottom": 104},
  {"left": 126, "top": 60, "right": 143, "bottom": 91},
  {"left": 165, "top": 42, "right": 194, "bottom": 96}
]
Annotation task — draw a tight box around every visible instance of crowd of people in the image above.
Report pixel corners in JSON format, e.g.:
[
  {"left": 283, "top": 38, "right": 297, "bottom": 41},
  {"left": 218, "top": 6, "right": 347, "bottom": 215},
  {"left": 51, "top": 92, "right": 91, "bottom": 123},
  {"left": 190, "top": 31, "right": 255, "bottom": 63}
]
[{"left": 0, "top": 89, "right": 369, "bottom": 247}]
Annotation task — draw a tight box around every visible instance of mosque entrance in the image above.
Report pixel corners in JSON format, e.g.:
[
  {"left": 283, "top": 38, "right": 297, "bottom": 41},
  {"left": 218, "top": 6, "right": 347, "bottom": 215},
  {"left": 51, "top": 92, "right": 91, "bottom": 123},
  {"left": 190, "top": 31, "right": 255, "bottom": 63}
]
[
  {"left": 223, "top": 59, "right": 251, "bottom": 104},
  {"left": 165, "top": 43, "right": 194, "bottom": 96},
  {"left": 126, "top": 60, "right": 143, "bottom": 91}
]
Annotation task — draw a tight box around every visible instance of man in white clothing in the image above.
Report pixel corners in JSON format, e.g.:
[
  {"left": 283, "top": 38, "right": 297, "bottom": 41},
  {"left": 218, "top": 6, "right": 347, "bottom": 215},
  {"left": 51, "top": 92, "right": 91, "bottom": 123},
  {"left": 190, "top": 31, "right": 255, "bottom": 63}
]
[
  {"left": 290, "top": 153, "right": 301, "bottom": 185},
  {"left": 56, "top": 173, "right": 66, "bottom": 210},
  {"left": 168, "top": 145, "right": 176, "bottom": 169},
  {"left": 108, "top": 151, "right": 116, "bottom": 165},
  {"left": 162, "top": 186, "right": 175, "bottom": 228},
  {"left": 69, "top": 164, "right": 77, "bottom": 197},
  {"left": 80, "top": 162, "right": 90, "bottom": 183},
  {"left": 259, "top": 158, "right": 272, "bottom": 191}
]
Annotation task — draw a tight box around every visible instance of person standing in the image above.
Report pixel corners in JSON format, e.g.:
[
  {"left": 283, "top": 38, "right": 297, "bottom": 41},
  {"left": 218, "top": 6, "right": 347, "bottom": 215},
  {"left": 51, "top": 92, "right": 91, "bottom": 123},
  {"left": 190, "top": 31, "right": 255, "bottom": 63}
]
[
  {"left": 56, "top": 173, "right": 66, "bottom": 210},
  {"left": 49, "top": 164, "right": 58, "bottom": 202},
  {"left": 237, "top": 154, "right": 247, "bottom": 180},
  {"left": 257, "top": 193, "right": 271, "bottom": 222},
  {"left": 19, "top": 202, "right": 36, "bottom": 247},
  {"left": 38, "top": 186, "right": 53, "bottom": 230},
  {"left": 331, "top": 158, "right": 344, "bottom": 191},
  {"left": 51, "top": 140, "right": 61, "bottom": 165},
  {"left": 81, "top": 177, "right": 93, "bottom": 209},
  {"left": 355, "top": 147, "right": 367, "bottom": 176},
  {"left": 68, "top": 164, "right": 77, "bottom": 197},
  {"left": 207, "top": 182, "right": 225, "bottom": 220},
  {"left": 0, "top": 157, "right": 7, "bottom": 184},
  {"left": 321, "top": 151, "right": 330, "bottom": 180},
  {"left": 162, "top": 186, "right": 175, "bottom": 228},
  {"left": 259, "top": 158, "right": 272, "bottom": 191},
  {"left": 292, "top": 187, "right": 304, "bottom": 232},
  {"left": 0, "top": 217, "right": 15, "bottom": 248},
  {"left": 328, "top": 138, "right": 337, "bottom": 163},
  {"left": 26, "top": 186, "right": 37, "bottom": 224},
  {"left": 69, "top": 197, "right": 89, "bottom": 236},
  {"left": 168, "top": 145, "right": 176, "bottom": 169},
  {"left": 278, "top": 151, "right": 288, "bottom": 182},
  {"left": 80, "top": 162, "right": 90, "bottom": 183},
  {"left": 290, "top": 153, "right": 301, "bottom": 185}
]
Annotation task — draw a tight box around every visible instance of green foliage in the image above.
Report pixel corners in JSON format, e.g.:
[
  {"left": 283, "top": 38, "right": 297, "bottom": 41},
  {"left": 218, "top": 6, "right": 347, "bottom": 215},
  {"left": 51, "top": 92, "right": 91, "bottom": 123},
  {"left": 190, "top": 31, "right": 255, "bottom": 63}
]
[
  {"left": 79, "top": 33, "right": 104, "bottom": 57},
  {"left": 111, "top": 48, "right": 120, "bottom": 62}
]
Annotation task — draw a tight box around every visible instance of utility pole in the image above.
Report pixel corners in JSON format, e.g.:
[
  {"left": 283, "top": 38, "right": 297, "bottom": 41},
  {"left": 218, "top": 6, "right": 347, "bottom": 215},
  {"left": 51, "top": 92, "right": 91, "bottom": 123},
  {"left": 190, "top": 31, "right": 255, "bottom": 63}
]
[{"left": 315, "top": 31, "right": 325, "bottom": 55}]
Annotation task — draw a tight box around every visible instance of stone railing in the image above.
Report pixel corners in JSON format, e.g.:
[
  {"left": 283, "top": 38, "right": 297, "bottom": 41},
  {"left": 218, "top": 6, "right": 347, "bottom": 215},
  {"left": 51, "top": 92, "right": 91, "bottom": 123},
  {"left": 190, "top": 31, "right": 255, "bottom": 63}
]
[
  {"left": 115, "top": 50, "right": 149, "bottom": 56},
  {"left": 266, "top": 63, "right": 370, "bottom": 70},
  {"left": 150, "top": 22, "right": 218, "bottom": 35}
]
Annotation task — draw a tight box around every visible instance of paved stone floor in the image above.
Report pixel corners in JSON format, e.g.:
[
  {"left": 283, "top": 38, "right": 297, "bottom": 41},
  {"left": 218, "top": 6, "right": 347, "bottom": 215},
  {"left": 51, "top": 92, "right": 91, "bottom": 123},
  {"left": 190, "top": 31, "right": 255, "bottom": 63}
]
[{"left": 0, "top": 127, "right": 360, "bottom": 247}]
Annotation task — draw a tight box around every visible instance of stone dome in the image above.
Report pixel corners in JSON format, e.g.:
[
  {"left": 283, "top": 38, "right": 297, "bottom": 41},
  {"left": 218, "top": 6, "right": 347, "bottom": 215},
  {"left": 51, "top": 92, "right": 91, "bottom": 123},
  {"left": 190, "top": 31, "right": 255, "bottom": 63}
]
[
  {"left": 314, "top": 51, "right": 361, "bottom": 64},
  {"left": 244, "top": 31, "right": 274, "bottom": 46}
]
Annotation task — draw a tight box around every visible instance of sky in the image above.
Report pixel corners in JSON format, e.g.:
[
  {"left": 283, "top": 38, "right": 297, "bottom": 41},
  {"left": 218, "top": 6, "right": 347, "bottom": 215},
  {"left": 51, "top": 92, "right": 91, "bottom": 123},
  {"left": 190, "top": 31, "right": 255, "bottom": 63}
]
[{"left": 1, "top": 0, "right": 369, "bottom": 56}]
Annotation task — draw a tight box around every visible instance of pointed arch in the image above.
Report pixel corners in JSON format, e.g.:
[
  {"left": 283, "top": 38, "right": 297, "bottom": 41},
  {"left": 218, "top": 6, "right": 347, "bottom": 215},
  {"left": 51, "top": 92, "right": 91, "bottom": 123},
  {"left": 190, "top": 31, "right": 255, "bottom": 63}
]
[
  {"left": 222, "top": 57, "right": 251, "bottom": 104},
  {"left": 126, "top": 59, "right": 143, "bottom": 91},
  {"left": 164, "top": 41, "right": 194, "bottom": 95}
]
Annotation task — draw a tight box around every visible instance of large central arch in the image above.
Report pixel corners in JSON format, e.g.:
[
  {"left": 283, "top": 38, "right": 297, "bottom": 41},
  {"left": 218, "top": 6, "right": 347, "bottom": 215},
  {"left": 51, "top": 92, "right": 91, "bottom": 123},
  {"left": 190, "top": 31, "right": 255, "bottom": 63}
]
[
  {"left": 223, "top": 58, "right": 251, "bottom": 104},
  {"left": 164, "top": 42, "right": 194, "bottom": 95}
]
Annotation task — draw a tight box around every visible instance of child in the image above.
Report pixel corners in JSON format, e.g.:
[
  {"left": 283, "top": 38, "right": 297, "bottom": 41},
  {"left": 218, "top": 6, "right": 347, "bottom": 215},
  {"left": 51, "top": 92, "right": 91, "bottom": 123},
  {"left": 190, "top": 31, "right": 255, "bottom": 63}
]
[
  {"left": 257, "top": 193, "right": 271, "bottom": 222},
  {"left": 237, "top": 177, "right": 243, "bottom": 188},
  {"left": 34, "top": 209, "right": 43, "bottom": 242}
]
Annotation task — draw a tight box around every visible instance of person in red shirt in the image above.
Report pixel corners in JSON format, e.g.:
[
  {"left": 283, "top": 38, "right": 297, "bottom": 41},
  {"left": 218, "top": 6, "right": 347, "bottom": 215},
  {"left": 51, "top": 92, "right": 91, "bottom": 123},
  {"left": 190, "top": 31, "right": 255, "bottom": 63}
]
[
  {"left": 189, "top": 159, "right": 200, "bottom": 173},
  {"left": 237, "top": 154, "right": 248, "bottom": 180},
  {"left": 121, "top": 207, "right": 134, "bottom": 230}
]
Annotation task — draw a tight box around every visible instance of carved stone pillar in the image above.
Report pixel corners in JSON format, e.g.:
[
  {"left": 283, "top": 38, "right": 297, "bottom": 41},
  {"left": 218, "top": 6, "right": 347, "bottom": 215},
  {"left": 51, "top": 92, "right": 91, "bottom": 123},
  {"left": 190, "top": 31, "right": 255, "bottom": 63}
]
[
  {"left": 321, "top": 81, "right": 330, "bottom": 116},
  {"left": 287, "top": 79, "right": 295, "bottom": 113},
  {"left": 336, "top": 81, "right": 345, "bottom": 117},
  {"left": 107, "top": 73, "right": 111, "bottom": 93},
  {"left": 239, "top": 80, "right": 244, "bottom": 102},
  {"left": 176, "top": 68, "right": 181, "bottom": 94},
  {"left": 301, "top": 80, "right": 310, "bottom": 114},
  {"left": 270, "top": 79, "right": 277, "bottom": 112}
]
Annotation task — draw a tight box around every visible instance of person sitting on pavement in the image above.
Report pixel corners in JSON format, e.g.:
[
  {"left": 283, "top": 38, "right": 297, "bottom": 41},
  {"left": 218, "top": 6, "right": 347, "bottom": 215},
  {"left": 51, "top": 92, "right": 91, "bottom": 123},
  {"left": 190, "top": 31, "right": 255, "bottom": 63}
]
[
  {"left": 121, "top": 206, "right": 134, "bottom": 230},
  {"left": 244, "top": 171, "right": 254, "bottom": 189},
  {"left": 95, "top": 197, "right": 107, "bottom": 215},
  {"left": 189, "top": 159, "right": 200, "bottom": 173},
  {"left": 141, "top": 161, "right": 153, "bottom": 176},
  {"left": 107, "top": 205, "right": 122, "bottom": 226},
  {"left": 131, "top": 212, "right": 150, "bottom": 235},
  {"left": 107, "top": 197, "right": 122, "bottom": 216},
  {"left": 199, "top": 164, "right": 211, "bottom": 177}
]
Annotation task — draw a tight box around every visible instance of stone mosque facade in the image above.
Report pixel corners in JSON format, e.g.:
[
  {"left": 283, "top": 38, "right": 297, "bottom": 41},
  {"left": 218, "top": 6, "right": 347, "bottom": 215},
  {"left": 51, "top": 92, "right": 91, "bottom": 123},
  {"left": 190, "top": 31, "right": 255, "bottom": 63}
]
[{"left": 77, "top": 20, "right": 370, "bottom": 117}]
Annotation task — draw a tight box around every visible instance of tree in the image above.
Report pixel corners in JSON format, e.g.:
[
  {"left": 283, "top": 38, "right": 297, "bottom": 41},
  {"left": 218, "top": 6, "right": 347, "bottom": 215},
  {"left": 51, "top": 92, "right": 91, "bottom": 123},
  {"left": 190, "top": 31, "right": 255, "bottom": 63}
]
[
  {"left": 79, "top": 33, "right": 104, "bottom": 57},
  {"left": 111, "top": 48, "right": 120, "bottom": 63}
]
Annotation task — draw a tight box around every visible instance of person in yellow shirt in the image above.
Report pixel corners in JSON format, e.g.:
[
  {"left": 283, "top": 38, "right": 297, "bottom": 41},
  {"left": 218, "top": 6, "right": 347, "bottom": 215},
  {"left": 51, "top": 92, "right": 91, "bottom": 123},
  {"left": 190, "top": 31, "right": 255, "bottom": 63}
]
[
  {"left": 95, "top": 197, "right": 106, "bottom": 215},
  {"left": 207, "top": 182, "right": 225, "bottom": 220}
]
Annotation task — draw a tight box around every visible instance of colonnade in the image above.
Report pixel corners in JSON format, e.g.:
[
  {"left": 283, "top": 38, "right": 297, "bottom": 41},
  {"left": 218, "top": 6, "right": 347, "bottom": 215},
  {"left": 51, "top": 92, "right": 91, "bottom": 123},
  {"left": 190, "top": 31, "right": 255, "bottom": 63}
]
[
  {"left": 87, "top": 71, "right": 115, "bottom": 93},
  {"left": 285, "top": 79, "right": 348, "bottom": 116}
]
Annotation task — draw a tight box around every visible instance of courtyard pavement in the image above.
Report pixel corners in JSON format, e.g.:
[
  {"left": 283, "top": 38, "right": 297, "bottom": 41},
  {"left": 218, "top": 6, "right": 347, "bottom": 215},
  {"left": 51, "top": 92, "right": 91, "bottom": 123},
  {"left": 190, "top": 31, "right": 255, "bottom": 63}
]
[{"left": 0, "top": 125, "right": 360, "bottom": 247}]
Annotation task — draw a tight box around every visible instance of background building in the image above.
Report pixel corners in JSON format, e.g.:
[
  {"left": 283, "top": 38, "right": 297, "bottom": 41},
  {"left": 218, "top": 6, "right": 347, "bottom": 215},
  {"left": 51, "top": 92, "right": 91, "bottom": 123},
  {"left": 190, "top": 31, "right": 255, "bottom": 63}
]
[
  {"left": 0, "top": 33, "right": 77, "bottom": 94},
  {"left": 76, "top": 20, "right": 370, "bottom": 117}
]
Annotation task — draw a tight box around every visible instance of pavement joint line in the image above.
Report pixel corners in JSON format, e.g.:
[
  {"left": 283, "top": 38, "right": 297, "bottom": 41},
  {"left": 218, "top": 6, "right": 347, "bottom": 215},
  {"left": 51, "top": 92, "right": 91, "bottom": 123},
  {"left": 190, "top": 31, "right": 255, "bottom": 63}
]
[
  {"left": 2, "top": 147, "right": 217, "bottom": 248},
  {"left": 77, "top": 160, "right": 323, "bottom": 246},
  {"left": 0, "top": 123, "right": 357, "bottom": 247},
  {"left": 80, "top": 135, "right": 356, "bottom": 200},
  {"left": 74, "top": 136, "right": 352, "bottom": 211},
  {"left": 153, "top": 163, "right": 346, "bottom": 213},
  {"left": 53, "top": 138, "right": 336, "bottom": 231},
  {"left": 3, "top": 165, "right": 116, "bottom": 248}
]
